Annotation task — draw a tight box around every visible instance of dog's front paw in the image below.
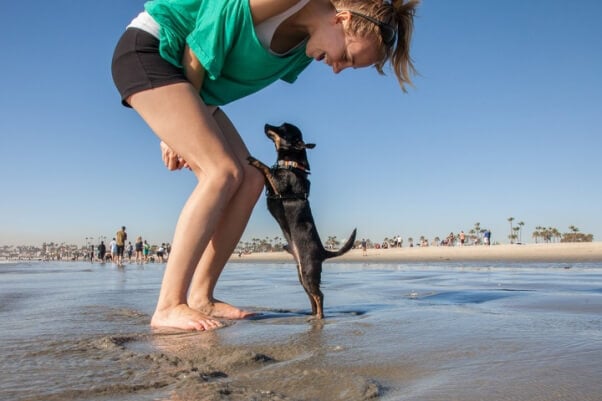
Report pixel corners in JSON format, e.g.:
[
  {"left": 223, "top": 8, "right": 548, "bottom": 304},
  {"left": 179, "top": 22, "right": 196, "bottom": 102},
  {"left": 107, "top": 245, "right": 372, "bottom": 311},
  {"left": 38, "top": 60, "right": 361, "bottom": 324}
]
[{"left": 248, "top": 156, "right": 269, "bottom": 171}]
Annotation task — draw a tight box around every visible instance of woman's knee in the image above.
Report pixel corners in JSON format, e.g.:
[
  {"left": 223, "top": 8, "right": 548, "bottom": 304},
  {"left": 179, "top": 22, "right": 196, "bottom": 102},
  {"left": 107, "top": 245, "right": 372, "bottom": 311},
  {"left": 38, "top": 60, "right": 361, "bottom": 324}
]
[
  {"left": 197, "top": 159, "right": 245, "bottom": 197},
  {"left": 191, "top": 156, "right": 263, "bottom": 202}
]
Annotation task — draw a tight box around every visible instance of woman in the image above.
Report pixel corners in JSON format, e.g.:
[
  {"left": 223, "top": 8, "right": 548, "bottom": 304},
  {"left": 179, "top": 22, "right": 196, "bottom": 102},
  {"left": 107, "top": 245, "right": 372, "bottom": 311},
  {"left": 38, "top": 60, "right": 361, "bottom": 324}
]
[{"left": 112, "top": 0, "right": 419, "bottom": 331}]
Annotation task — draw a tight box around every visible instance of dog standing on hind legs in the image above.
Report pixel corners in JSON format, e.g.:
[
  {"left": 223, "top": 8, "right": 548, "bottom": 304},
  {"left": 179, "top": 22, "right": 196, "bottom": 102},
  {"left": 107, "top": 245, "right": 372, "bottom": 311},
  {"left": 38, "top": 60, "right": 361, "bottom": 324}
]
[{"left": 248, "top": 122, "right": 357, "bottom": 319}]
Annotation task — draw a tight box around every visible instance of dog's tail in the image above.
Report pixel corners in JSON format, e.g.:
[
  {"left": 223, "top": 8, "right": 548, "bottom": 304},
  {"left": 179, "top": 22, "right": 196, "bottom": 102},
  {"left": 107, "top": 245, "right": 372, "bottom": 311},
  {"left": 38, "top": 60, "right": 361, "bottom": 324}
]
[{"left": 325, "top": 228, "right": 357, "bottom": 259}]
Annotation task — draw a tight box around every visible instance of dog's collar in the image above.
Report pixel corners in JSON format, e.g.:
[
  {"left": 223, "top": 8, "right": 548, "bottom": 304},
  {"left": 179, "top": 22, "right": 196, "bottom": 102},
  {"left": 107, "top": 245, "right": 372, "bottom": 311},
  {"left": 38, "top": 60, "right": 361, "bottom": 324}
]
[{"left": 275, "top": 160, "right": 310, "bottom": 174}]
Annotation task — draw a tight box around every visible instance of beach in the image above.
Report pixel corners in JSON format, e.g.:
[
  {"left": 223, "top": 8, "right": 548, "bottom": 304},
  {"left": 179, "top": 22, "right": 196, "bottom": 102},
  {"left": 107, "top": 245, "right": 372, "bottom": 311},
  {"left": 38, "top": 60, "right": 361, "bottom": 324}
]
[
  {"left": 230, "top": 242, "right": 602, "bottom": 263},
  {"left": 2, "top": 248, "right": 602, "bottom": 400}
]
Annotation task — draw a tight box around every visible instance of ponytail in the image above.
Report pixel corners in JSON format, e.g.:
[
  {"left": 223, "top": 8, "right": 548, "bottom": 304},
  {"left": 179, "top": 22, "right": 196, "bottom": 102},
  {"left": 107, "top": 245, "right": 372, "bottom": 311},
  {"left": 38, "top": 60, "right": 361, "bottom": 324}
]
[{"left": 389, "top": 0, "right": 419, "bottom": 92}]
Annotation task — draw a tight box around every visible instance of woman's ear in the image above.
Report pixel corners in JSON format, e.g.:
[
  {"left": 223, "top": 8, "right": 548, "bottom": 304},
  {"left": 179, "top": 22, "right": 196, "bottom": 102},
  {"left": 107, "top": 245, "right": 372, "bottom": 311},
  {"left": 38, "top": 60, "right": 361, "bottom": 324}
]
[{"left": 334, "top": 9, "right": 352, "bottom": 24}]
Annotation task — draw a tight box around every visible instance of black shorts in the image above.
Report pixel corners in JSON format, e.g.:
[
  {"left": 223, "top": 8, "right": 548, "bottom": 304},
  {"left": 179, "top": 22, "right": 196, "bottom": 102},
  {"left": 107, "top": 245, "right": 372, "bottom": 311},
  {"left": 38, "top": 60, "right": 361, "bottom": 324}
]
[
  {"left": 117, "top": 245, "right": 125, "bottom": 257},
  {"left": 111, "top": 28, "right": 187, "bottom": 107}
]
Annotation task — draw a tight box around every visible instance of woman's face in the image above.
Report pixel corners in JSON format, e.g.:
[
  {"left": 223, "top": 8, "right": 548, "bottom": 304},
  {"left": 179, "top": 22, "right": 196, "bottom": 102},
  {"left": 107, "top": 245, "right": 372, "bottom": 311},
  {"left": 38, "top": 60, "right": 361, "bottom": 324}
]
[{"left": 306, "top": 13, "right": 380, "bottom": 74}]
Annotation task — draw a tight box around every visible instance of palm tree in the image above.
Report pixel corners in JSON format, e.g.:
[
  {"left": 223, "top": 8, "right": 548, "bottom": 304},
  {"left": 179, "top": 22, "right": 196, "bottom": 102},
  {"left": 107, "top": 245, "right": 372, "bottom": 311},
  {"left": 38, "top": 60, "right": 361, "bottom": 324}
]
[
  {"left": 326, "top": 236, "right": 340, "bottom": 249},
  {"left": 383, "top": 237, "right": 390, "bottom": 248},
  {"left": 517, "top": 221, "right": 525, "bottom": 243},
  {"left": 540, "top": 227, "right": 549, "bottom": 243},
  {"left": 569, "top": 225, "right": 579, "bottom": 242},
  {"left": 532, "top": 228, "right": 540, "bottom": 244},
  {"left": 473, "top": 222, "right": 481, "bottom": 243},
  {"left": 251, "top": 237, "right": 260, "bottom": 252},
  {"left": 534, "top": 225, "right": 544, "bottom": 244},
  {"left": 507, "top": 217, "right": 515, "bottom": 243}
]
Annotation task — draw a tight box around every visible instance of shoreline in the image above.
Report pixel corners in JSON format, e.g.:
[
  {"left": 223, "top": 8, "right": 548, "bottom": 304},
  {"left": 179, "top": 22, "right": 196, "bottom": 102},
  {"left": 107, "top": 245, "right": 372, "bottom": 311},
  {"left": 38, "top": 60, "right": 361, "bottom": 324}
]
[{"left": 229, "top": 242, "right": 602, "bottom": 264}]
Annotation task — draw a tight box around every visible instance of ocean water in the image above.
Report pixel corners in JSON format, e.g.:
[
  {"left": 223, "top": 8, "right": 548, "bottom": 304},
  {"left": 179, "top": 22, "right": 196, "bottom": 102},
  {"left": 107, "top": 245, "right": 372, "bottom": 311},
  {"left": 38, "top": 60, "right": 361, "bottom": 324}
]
[{"left": 1, "top": 260, "right": 601, "bottom": 401}]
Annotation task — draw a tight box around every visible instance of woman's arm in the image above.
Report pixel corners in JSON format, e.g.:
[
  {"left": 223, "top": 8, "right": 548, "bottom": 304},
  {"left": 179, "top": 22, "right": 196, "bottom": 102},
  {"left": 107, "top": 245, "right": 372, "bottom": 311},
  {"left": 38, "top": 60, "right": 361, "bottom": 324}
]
[
  {"left": 159, "top": 45, "right": 207, "bottom": 171},
  {"left": 160, "top": 44, "right": 228, "bottom": 171},
  {"left": 182, "top": 44, "right": 205, "bottom": 92}
]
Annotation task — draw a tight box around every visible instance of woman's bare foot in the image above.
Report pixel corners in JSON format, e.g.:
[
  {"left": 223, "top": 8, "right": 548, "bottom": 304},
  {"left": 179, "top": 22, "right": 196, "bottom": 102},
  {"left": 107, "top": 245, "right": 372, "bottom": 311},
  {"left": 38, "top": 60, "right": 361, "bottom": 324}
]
[
  {"left": 151, "top": 304, "right": 223, "bottom": 331},
  {"left": 191, "top": 299, "right": 256, "bottom": 319}
]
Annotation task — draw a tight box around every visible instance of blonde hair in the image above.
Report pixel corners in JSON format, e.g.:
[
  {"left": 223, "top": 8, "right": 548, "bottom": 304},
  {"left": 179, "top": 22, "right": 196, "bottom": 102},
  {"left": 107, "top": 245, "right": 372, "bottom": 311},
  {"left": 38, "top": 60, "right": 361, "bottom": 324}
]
[{"left": 332, "top": 0, "right": 420, "bottom": 92}]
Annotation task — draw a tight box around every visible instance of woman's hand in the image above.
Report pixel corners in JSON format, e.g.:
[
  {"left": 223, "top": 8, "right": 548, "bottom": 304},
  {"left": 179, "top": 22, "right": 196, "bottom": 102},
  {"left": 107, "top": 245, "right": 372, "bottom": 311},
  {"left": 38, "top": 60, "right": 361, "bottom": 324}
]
[{"left": 160, "top": 141, "right": 189, "bottom": 171}]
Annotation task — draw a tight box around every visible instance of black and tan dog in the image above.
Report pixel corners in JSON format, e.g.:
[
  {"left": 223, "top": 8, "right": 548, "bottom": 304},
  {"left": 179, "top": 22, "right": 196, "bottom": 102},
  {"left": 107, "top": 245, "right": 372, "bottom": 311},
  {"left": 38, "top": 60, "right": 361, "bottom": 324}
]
[{"left": 248, "top": 122, "right": 357, "bottom": 319}]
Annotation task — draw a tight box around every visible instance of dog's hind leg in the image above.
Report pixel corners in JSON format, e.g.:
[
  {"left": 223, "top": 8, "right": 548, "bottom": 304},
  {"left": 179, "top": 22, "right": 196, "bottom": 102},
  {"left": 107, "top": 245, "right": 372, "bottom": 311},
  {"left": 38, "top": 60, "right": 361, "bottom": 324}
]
[
  {"left": 308, "top": 288, "right": 324, "bottom": 319},
  {"left": 297, "top": 260, "right": 324, "bottom": 319},
  {"left": 295, "top": 265, "right": 318, "bottom": 316}
]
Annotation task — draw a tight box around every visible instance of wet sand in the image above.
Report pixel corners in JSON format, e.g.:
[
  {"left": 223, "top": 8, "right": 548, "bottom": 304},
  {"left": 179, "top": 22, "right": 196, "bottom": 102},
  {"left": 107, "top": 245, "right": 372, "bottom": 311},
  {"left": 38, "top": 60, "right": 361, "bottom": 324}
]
[{"left": 1, "top": 260, "right": 601, "bottom": 401}]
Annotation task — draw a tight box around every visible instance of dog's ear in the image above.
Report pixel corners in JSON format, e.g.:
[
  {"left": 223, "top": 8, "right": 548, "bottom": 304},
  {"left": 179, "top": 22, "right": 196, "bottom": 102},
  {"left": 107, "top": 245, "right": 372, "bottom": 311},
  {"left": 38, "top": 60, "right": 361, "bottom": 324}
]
[{"left": 293, "top": 141, "right": 316, "bottom": 150}]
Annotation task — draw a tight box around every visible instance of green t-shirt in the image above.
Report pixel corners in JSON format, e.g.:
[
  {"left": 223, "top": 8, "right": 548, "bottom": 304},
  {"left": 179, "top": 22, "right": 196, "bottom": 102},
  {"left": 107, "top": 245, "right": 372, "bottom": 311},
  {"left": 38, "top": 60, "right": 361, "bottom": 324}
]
[{"left": 144, "top": 0, "right": 313, "bottom": 106}]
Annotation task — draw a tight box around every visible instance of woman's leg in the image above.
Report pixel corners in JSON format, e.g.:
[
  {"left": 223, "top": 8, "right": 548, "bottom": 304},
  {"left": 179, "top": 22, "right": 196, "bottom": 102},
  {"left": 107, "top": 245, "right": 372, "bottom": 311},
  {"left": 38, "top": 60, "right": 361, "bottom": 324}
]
[
  {"left": 129, "top": 82, "right": 246, "bottom": 331},
  {"left": 187, "top": 108, "right": 265, "bottom": 318}
]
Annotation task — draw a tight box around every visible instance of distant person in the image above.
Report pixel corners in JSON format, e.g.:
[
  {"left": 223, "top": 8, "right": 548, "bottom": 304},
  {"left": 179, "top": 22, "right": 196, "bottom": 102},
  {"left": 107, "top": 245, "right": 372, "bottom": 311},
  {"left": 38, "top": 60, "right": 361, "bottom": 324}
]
[
  {"left": 459, "top": 231, "right": 465, "bottom": 246},
  {"left": 98, "top": 241, "right": 107, "bottom": 262},
  {"left": 135, "top": 236, "right": 144, "bottom": 264},
  {"left": 89, "top": 244, "right": 95, "bottom": 263},
  {"left": 484, "top": 230, "right": 491, "bottom": 246},
  {"left": 157, "top": 243, "right": 166, "bottom": 262},
  {"left": 143, "top": 240, "right": 151, "bottom": 263},
  {"left": 115, "top": 226, "right": 127, "bottom": 266},
  {"left": 127, "top": 241, "right": 134, "bottom": 262},
  {"left": 109, "top": 237, "right": 117, "bottom": 262},
  {"left": 361, "top": 239, "right": 368, "bottom": 256}
]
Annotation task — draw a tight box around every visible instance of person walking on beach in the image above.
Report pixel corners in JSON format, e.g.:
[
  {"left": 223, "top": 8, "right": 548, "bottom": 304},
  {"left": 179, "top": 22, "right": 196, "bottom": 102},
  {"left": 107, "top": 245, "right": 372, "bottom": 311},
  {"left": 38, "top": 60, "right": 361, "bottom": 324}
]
[
  {"left": 98, "top": 241, "right": 107, "bottom": 263},
  {"left": 484, "top": 230, "right": 491, "bottom": 246},
  {"left": 109, "top": 237, "right": 117, "bottom": 262},
  {"left": 127, "top": 241, "right": 134, "bottom": 262},
  {"left": 111, "top": 0, "right": 419, "bottom": 331},
  {"left": 157, "top": 243, "right": 166, "bottom": 263},
  {"left": 115, "top": 226, "right": 128, "bottom": 266},
  {"left": 135, "top": 236, "right": 144, "bottom": 264},
  {"left": 143, "top": 240, "right": 151, "bottom": 263},
  {"left": 165, "top": 243, "right": 171, "bottom": 260}
]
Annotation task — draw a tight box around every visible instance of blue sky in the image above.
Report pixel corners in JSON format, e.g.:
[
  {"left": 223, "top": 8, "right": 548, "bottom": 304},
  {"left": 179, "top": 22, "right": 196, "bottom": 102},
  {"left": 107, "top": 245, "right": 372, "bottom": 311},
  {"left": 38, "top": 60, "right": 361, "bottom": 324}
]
[{"left": 1, "top": 1, "right": 601, "bottom": 247}]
